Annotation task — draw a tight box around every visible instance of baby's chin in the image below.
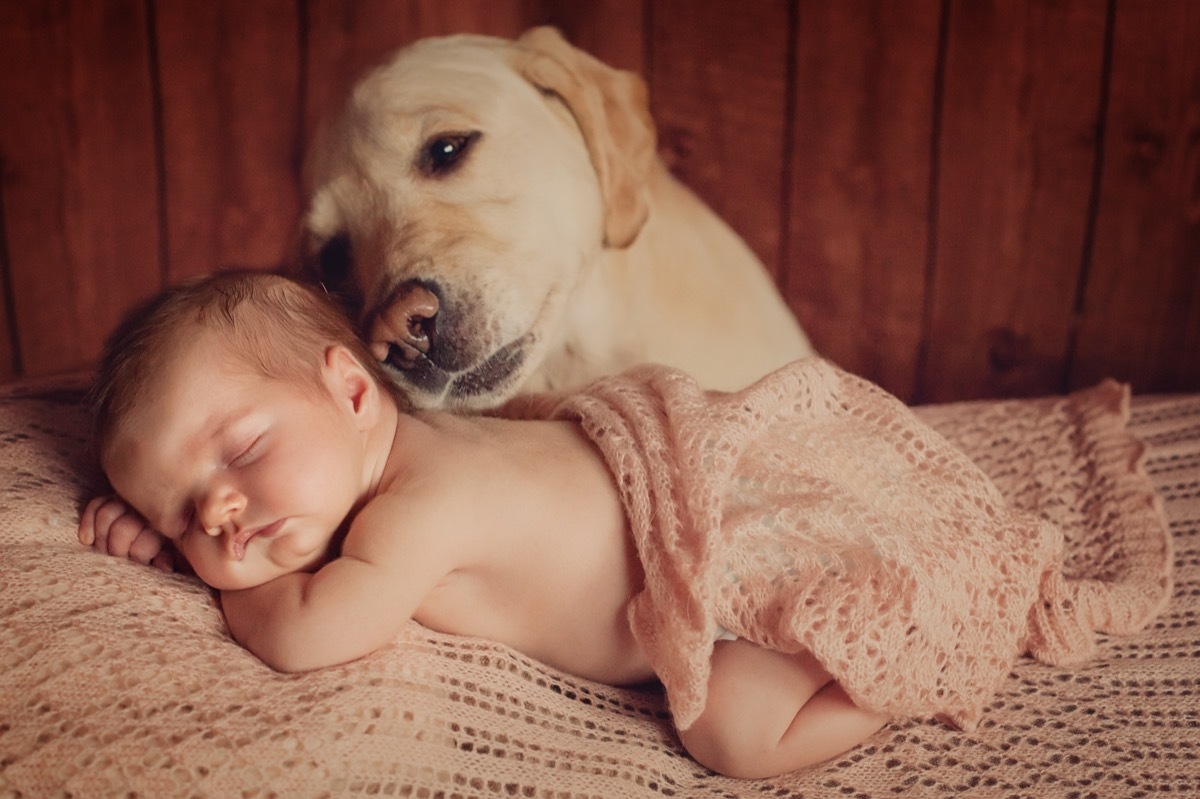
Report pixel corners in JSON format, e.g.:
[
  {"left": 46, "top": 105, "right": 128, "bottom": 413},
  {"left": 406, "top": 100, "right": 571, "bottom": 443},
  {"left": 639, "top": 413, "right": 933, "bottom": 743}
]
[
  {"left": 197, "top": 570, "right": 264, "bottom": 592},
  {"left": 193, "top": 547, "right": 327, "bottom": 592},
  {"left": 193, "top": 560, "right": 286, "bottom": 592}
]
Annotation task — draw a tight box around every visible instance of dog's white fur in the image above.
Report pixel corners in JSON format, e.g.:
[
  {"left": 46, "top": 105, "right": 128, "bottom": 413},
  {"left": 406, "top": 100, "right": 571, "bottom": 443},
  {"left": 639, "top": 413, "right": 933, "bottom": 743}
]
[{"left": 303, "top": 27, "right": 812, "bottom": 410}]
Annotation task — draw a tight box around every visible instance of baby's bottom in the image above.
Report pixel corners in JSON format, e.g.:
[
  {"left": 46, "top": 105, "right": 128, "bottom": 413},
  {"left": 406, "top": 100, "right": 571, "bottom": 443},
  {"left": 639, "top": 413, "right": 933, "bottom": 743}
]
[{"left": 677, "top": 638, "right": 889, "bottom": 779}]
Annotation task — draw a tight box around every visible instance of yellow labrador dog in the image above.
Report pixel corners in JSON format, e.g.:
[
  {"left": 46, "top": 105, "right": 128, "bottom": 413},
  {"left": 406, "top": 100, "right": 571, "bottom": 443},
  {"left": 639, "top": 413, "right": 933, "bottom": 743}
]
[{"left": 303, "top": 27, "right": 812, "bottom": 410}]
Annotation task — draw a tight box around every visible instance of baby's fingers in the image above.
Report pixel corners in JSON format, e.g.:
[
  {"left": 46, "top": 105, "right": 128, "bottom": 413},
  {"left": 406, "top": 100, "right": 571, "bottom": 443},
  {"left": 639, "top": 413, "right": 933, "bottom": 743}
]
[
  {"left": 127, "top": 525, "right": 167, "bottom": 566},
  {"left": 102, "top": 510, "right": 155, "bottom": 560},
  {"left": 80, "top": 496, "right": 158, "bottom": 561},
  {"left": 149, "top": 546, "right": 177, "bottom": 573},
  {"left": 78, "top": 495, "right": 173, "bottom": 570},
  {"left": 78, "top": 495, "right": 115, "bottom": 548},
  {"left": 87, "top": 497, "right": 131, "bottom": 554}
]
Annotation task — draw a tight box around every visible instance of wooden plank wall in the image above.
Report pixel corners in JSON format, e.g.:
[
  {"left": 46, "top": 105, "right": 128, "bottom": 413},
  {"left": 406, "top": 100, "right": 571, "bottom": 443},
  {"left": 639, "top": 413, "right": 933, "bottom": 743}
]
[{"left": 0, "top": 0, "right": 1196, "bottom": 404}]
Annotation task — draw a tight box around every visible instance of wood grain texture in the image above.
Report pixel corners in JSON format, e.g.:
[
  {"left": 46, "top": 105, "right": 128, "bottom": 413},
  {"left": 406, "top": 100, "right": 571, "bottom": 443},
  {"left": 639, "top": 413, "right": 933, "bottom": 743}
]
[
  {"left": 647, "top": 0, "right": 792, "bottom": 280},
  {"left": 786, "top": 0, "right": 941, "bottom": 402},
  {"left": 1070, "top": 0, "right": 1200, "bottom": 393},
  {"left": 155, "top": 0, "right": 303, "bottom": 281},
  {"left": 532, "top": 0, "right": 646, "bottom": 75},
  {"left": 920, "top": 0, "right": 1108, "bottom": 403},
  {"left": 0, "top": 187, "right": 15, "bottom": 380},
  {"left": 0, "top": 1, "right": 1197, "bottom": 399},
  {"left": 303, "top": 0, "right": 531, "bottom": 144},
  {"left": 0, "top": 0, "right": 160, "bottom": 378},
  {"left": 303, "top": 1, "right": 644, "bottom": 148}
]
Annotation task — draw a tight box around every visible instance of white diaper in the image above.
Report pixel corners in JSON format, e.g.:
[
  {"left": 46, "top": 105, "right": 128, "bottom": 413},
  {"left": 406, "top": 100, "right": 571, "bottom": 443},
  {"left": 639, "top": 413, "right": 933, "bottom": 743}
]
[{"left": 714, "top": 626, "right": 738, "bottom": 643}]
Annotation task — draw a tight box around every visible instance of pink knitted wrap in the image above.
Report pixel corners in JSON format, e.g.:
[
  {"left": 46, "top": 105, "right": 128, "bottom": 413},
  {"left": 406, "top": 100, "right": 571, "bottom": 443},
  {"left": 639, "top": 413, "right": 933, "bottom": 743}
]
[{"left": 502, "top": 358, "right": 1172, "bottom": 732}]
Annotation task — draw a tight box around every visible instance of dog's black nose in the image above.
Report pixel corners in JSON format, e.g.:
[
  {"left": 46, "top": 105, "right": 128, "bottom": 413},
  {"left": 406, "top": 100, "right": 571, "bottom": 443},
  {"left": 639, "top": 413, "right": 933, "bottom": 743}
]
[{"left": 369, "top": 281, "right": 439, "bottom": 369}]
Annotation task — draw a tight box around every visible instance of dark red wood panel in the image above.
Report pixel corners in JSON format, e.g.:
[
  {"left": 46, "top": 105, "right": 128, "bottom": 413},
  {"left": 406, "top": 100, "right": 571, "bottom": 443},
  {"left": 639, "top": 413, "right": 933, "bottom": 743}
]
[
  {"left": 647, "top": 0, "right": 792, "bottom": 279},
  {"left": 530, "top": 0, "right": 646, "bottom": 74},
  {"left": 0, "top": 196, "right": 15, "bottom": 380},
  {"left": 920, "top": 0, "right": 1108, "bottom": 402},
  {"left": 1071, "top": 0, "right": 1200, "bottom": 394},
  {"left": 0, "top": 0, "right": 1197, "bottom": 397},
  {"left": 303, "top": 0, "right": 531, "bottom": 142},
  {"left": 0, "top": 0, "right": 160, "bottom": 378},
  {"left": 785, "top": 0, "right": 941, "bottom": 402},
  {"left": 155, "top": 0, "right": 303, "bottom": 281},
  {"left": 303, "top": 1, "right": 644, "bottom": 147}
]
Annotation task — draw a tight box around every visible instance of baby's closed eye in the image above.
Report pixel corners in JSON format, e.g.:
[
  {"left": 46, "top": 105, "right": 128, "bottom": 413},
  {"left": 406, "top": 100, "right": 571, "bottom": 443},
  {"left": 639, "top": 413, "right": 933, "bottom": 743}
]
[{"left": 228, "top": 433, "right": 265, "bottom": 468}]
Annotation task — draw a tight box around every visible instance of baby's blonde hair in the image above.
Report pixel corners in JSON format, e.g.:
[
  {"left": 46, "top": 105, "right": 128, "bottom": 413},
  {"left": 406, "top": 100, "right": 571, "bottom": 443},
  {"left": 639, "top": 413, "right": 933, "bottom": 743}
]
[{"left": 90, "top": 270, "right": 410, "bottom": 459}]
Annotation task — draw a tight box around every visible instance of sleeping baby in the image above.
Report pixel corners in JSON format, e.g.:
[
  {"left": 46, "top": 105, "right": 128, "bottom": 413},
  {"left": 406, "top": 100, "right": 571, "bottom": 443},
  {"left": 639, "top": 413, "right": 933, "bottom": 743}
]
[{"left": 78, "top": 271, "right": 1159, "bottom": 778}]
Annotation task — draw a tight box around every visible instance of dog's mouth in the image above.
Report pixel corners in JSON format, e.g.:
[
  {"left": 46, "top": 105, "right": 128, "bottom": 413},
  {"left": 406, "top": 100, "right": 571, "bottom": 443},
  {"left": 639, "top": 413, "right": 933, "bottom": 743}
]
[{"left": 381, "top": 335, "right": 529, "bottom": 407}]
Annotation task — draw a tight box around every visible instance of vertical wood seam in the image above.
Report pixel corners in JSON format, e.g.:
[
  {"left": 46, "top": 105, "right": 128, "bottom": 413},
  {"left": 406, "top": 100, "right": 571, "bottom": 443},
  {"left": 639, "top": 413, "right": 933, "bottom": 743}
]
[
  {"left": 777, "top": 0, "right": 800, "bottom": 302},
  {"left": 0, "top": 156, "right": 21, "bottom": 376},
  {"left": 1063, "top": 0, "right": 1117, "bottom": 393},
  {"left": 291, "top": 0, "right": 307, "bottom": 226},
  {"left": 914, "top": 0, "right": 953, "bottom": 405},
  {"left": 642, "top": 1, "right": 655, "bottom": 91},
  {"left": 145, "top": 0, "right": 170, "bottom": 287}
]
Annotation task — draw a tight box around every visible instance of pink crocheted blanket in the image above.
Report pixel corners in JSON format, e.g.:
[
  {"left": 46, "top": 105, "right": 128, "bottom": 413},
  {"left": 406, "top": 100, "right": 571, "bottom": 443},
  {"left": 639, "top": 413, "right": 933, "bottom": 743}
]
[{"left": 502, "top": 358, "right": 1173, "bottom": 732}]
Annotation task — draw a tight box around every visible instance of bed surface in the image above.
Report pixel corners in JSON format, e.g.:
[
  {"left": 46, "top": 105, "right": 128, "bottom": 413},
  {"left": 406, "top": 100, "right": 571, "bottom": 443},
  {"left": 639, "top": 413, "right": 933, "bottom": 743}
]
[{"left": 1, "top": 379, "right": 1197, "bottom": 797}]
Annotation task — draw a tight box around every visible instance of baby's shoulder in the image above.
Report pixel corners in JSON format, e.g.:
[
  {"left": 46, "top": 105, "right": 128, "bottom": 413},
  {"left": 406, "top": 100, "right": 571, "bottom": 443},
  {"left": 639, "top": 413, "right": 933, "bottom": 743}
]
[{"left": 344, "top": 473, "right": 483, "bottom": 564}]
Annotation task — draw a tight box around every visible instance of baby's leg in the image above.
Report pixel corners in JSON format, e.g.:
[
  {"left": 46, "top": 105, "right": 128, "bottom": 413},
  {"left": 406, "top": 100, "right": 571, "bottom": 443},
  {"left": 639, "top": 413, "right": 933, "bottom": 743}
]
[{"left": 677, "top": 638, "right": 889, "bottom": 779}]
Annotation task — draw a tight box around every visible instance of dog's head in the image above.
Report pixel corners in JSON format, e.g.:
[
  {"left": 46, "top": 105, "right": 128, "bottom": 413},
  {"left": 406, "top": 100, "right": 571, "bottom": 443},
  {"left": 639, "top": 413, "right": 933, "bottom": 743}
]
[{"left": 301, "top": 27, "right": 656, "bottom": 410}]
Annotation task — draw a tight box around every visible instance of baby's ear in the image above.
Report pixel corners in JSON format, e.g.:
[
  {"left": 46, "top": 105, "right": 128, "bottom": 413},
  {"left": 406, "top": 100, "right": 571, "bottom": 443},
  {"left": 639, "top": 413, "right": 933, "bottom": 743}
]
[{"left": 323, "top": 344, "right": 378, "bottom": 425}]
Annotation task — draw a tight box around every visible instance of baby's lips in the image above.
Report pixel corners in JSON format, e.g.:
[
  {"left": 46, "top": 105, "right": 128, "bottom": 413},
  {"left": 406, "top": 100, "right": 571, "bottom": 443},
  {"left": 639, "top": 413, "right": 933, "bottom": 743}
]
[
  {"left": 227, "top": 520, "right": 279, "bottom": 561},
  {"left": 227, "top": 528, "right": 253, "bottom": 561}
]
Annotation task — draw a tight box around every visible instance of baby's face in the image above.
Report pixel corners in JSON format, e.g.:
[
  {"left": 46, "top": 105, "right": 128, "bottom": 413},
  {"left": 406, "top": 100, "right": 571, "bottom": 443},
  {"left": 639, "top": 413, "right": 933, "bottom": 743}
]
[{"left": 103, "top": 332, "right": 370, "bottom": 590}]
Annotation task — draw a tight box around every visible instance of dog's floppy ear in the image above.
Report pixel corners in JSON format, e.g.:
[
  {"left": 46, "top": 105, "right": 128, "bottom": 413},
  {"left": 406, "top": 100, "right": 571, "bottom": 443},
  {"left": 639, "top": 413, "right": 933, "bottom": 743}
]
[{"left": 515, "top": 26, "right": 655, "bottom": 249}]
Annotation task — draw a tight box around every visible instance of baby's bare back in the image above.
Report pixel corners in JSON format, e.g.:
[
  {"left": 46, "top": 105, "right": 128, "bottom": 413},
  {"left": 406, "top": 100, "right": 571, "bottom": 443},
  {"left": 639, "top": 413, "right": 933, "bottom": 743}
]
[{"left": 400, "top": 412, "right": 655, "bottom": 685}]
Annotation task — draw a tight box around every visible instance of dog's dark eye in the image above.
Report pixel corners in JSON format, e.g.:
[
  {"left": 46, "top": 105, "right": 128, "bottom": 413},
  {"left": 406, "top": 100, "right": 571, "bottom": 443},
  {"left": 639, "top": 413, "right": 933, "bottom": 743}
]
[
  {"left": 315, "top": 234, "right": 353, "bottom": 286},
  {"left": 419, "top": 132, "right": 480, "bottom": 176},
  {"left": 309, "top": 233, "right": 363, "bottom": 313}
]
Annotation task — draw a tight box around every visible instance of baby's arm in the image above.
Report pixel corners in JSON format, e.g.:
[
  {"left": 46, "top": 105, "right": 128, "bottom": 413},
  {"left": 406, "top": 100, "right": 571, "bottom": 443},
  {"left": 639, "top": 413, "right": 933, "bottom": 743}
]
[
  {"left": 678, "top": 639, "right": 889, "bottom": 779},
  {"left": 221, "top": 558, "right": 419, "bottom": 672},
  {"left": 221, "top": 494, "right": 448, "bottom": 673},
  {"left": 78, "top": 496, "right": 176, "bottom": 572}
]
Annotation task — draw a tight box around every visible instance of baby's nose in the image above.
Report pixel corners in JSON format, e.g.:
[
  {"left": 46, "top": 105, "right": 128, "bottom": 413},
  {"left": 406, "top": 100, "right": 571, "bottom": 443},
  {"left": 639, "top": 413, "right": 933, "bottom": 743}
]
[
  {"left": 198, "top": 486, "right": 246, "bottom": 533},
  {"left": 198, "top": 513, "right": 228, "bottom": 538}
]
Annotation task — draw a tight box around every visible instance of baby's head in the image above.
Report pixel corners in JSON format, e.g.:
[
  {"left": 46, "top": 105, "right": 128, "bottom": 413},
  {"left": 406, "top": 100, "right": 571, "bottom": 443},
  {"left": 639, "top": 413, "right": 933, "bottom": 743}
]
[
  {"left": 90, "top": 270, "right": 409, "bottom": 463},
  {"left": 89, "top": 271, "right": 412, "bottom": 590}
]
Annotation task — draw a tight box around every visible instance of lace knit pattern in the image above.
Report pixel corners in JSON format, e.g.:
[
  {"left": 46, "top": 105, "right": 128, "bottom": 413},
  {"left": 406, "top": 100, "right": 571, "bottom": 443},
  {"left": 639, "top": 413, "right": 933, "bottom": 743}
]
[
  {"left": 1, "top": 369, "right": 1193, "bottom": 798},
  {"left": 513, "top": 360, "right": 1172, "bottom": 731}
]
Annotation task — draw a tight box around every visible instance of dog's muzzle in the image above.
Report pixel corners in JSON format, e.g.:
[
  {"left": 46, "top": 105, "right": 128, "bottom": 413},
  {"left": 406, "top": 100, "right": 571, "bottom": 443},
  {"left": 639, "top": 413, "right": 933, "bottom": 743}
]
[
  {"left": 368, "top": 281, "right": 440, "bottom": 369},
  {"left": 368, "top": 280, "right": 529, "bottom": 404}
]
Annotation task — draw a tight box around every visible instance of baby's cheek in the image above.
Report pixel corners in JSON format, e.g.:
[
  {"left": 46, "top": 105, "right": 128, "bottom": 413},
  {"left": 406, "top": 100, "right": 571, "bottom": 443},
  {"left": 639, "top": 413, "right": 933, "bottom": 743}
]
[
  {"left": 291, "top": 467, "right": 353, "bottom": 512},
  {"left": 180, "top": 539, "right": 226, "bottom": 588}
]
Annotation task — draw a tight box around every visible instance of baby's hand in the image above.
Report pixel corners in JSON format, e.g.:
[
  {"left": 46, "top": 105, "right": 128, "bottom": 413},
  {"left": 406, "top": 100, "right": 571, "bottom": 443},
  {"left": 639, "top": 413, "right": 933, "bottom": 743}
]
[{"left": 78, "top": 495, "right": 176, "bottom": 572}]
